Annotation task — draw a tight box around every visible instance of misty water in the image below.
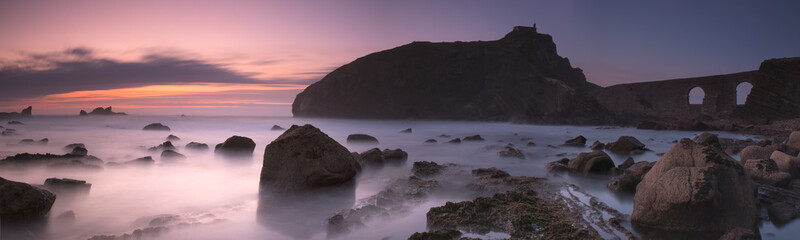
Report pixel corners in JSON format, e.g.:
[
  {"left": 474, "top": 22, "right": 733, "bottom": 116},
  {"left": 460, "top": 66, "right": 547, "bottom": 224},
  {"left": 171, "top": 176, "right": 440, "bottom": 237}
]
[{"left": 0, "top": 116, "right": 793, "bottom": 239}]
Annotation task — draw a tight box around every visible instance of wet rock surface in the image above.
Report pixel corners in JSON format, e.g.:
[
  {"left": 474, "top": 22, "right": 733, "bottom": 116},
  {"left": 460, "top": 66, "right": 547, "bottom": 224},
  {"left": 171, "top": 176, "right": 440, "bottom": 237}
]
[
  {"left": 261, "top": 124, "right": 361, "bottom": 190},
  {"left": 632, "top": 137, "right": 758, "bottom": 238},
  {"left": 497, "top": 145, "right": 525, "bottom": 159},
  {"left": 0, "top": 177, "right": 56, "bottom": 221},
  {"left": 744, "top": 158, "right": 791, "bottom": 187}
]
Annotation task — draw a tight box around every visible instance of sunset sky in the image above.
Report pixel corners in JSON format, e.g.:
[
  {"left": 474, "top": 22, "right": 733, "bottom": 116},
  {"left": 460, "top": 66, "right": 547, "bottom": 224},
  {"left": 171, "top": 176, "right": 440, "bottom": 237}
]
[{"left": 1, "top": 1, "right": 799, "bottom": 116}]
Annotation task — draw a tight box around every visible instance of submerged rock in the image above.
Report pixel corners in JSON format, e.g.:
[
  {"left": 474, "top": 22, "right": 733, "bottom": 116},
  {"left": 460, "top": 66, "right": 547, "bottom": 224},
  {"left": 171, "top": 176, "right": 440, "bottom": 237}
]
[
  {"left": 631, "top": 138, "right": 758, "bottom": 238},
  {"left": 0, "top": 177, "right": 56, "bottom": 221},
  {"left": 143, "top": 123, "right": 170, "bottom": 131},
  {"left": 160, "top": 150, "right": 187, "bottom": 162},
  {"left": 43, "top": 178, "right": 92, "bottom": 195},
  {"left": 567, "top": 151, "right": 615, "bottom": 175},
  {"left": 399, "top": 128, "right": 412, "bottom": 133},
  {"left": 346, "top": 134, "right": 378, "bottom": 144},
  {"left": 261, "top": 124, "right": 361, "bottom": 190},
  {"left": 382, "top": 148, "right": 408, "bottom": 164},
  {"left": 411, "top": 161, "right": 445, "bottom": 178},
  {"left": 498, "top": 145, "right": 525, "bottom": 159},
  {"left": 0, "top": 153, "right": 103, "bottom": 169},
  {"left": 545, "top": 158, "right": 570, "bottom": 173},
  {"left": 446, "top": 138, "right": 461, "bottom": 144},
  {"left": 607, "top": 161, "right": 655, "bottom": 192},
  {"left": 463, "top": 135, "right": 484, "bottom": 141},
  {"left": 185, "top": 142, "right": 209, "bottom": 152},
  {"left": 590, "top": 140, "right": 605, "bottom": 150},
  {"left": 70, "top": 146, "right": 88, "bottom": 156},
  {"left": 271, "top": 125, "right": 285, "bottom": 131},
  {"left": 358, "top": 148, "right": 385, "bottom": 168},
  {"left": 107, "top": 156, "right": 155, "bottom": 168},
  {"left": 563, "top": 135, "right": 587, "bottom": 146},
  {"left": 605, "top": 136, "right": 646, "bottom": 153},
  {"left": 63, "top": 143, "right": 86, "bottom": 152},
  {"left": 215, "top": 136, "right": 256, "bottom": 158},
  {"left": 148, "top": 141, "right": 176, "bottom": 152},
  {"left": 424, "top": 139, "right": 437, "bottom": 143},
  {"left": 166, "top": 134, "right": 181, "bottom": 141}
]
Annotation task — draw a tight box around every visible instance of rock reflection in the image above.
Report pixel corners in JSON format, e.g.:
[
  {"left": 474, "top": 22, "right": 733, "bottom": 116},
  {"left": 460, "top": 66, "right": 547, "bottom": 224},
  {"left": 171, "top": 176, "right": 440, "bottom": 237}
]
[{"left": 257, "top": 182, "right": 355, "bottom": 239}]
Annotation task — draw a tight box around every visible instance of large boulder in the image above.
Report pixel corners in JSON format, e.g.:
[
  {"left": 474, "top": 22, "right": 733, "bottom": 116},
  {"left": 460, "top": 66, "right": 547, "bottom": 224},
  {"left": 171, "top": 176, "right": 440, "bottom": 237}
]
[
  {"left": 631, "top": 138, "right": 758, "bottom": 237},
  {"left": 567, "top": 151, "right": 615, "bottom": 175},
  {"left": 0, "top": 177, "right": 56, "bottom": 220},
  {"left": 605, "top": 136, "right": 646, "bottom": 153},
  {"left": 261, "top": 124, "right": 361, "bottom": 190},
  {"left": 215, "top": 136, "right": 256, "bottom": 158},
  {"left": 381, "top": 148, "right": 408, "bottom": 165}
]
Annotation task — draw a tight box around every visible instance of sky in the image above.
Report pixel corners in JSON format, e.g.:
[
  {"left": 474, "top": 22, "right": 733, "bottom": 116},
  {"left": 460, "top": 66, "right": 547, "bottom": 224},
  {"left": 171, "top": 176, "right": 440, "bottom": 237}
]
[{"left": 1, "top": 0, "right": 799, "bottom": 116}]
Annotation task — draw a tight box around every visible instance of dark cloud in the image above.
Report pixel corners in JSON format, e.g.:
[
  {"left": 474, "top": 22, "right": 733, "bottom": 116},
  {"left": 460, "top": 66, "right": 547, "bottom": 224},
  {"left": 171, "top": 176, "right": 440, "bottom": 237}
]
[{"left": 0, "top": 48, "right": 284, "bottom": 101}]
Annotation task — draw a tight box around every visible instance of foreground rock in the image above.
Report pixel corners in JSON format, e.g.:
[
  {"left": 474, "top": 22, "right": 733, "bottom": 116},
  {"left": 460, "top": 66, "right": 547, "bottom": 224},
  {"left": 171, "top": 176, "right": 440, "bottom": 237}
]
[
  {"left": 215, "top": 136, "right": 256, "bottom": 158},
  {"left": 771, "top": 150, "right": 800, "bottom": 178},
  {"left": 143, "top": 123, "right": 170, "bottom": 131},
  {"left": 261, "top": 124, "right": 361, "bottom": 190},
  {"left": 346, "top": 134, "right": 378, "bottom": 144},
  {"left": 79, "top": 106, "right": 127, "bottom": 116},
  {"left": 357, "top": 148, "right": 385, "bottom": 168},
  {"left": 567, "top": 151, "right": 615, "bottom": 175},
  {"left": 631, "top": 137, "right": 758, "bottom": 238},
  {"left": 0, "top": 177, "right": 56, "bottom": 220}
]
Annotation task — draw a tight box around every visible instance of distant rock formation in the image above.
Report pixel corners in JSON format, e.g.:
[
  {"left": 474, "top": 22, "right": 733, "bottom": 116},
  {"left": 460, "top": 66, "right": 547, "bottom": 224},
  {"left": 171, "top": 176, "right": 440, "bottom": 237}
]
[
  {"left": 293, "top": 27, "right": 614, "bottom": 124},
  {"left": 0, "top": 106, "right": 32, "bottom": 119},
  {"left": 79, "top": 106, "right": 127, "bottom": 116}
]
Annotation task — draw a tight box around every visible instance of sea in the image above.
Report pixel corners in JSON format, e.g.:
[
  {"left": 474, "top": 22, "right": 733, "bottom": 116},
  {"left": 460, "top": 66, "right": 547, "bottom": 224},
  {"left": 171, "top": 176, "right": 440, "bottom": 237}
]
[{"left": 0, "top": 115, "right": 794, "bottom": 240}]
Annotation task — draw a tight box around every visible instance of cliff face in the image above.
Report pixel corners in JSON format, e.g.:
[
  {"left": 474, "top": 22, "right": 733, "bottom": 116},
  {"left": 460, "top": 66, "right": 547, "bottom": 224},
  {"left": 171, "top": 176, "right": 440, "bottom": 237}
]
[
  {"left": 293, "top": 27, "right": 613, "bottom": 124},
  {"left": 739, "top": 58, "right": 800, "bottom": 118}
]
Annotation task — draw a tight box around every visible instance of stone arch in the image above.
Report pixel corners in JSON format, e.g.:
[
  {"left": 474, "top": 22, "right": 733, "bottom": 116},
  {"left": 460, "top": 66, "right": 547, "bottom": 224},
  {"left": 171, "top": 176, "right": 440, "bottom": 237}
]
[
  {"left": 687, "top": 86, "right": 706, "bottom": 105},
  {"left": 736, "top": 81, "right": 753, "bottom": 105}
]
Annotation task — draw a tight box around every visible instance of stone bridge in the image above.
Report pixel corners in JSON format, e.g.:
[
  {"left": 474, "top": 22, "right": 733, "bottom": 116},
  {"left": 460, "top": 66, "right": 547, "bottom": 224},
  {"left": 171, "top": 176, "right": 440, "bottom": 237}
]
[
  {"left": 592, "top": 57, "right": 800, "bottom": 122},
  {"left": 593, "top": 71, "right": 758, "bottom": 119}
]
